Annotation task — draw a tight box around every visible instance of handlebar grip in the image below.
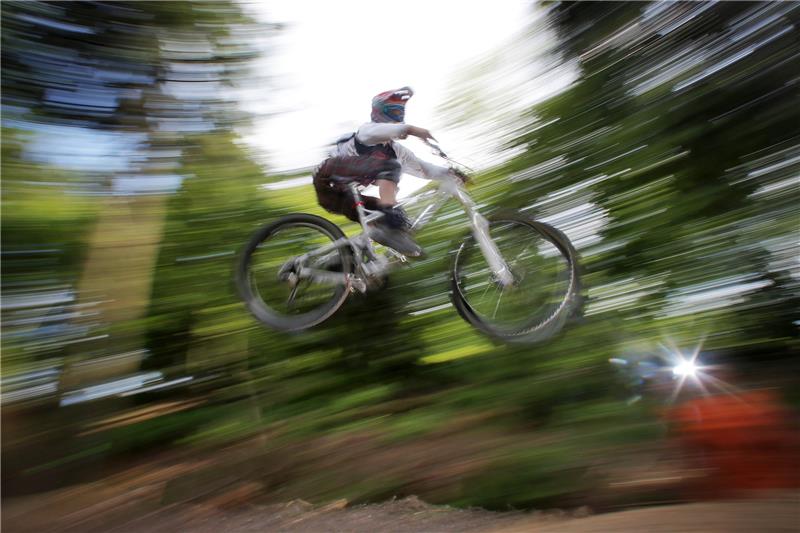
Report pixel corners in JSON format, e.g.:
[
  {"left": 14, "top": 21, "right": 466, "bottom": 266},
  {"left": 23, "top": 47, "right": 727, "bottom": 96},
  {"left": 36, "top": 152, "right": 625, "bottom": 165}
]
[{"left": 423, "top": 139, "right": 448, "bottom": 159}]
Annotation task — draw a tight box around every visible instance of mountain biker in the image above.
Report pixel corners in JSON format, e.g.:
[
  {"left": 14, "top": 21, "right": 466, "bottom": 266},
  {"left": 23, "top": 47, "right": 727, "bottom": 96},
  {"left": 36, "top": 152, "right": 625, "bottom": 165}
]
[{"left": 312, "top": 86, "right": 463, "bottom": 256}]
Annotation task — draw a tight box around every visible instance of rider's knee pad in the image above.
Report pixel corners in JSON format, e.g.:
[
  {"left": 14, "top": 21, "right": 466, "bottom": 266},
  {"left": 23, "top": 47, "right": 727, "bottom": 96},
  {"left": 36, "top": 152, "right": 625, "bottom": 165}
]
[{"left": 374, "top": 159, "right": 401, "bottom": 184}]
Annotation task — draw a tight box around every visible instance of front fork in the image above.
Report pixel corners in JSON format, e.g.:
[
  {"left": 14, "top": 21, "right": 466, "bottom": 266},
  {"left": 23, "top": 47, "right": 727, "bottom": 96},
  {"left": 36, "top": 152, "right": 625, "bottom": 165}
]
[
  {"left": 471, "top": 212, "right": 515, "bottom": 287},
  {"left": 447, "top": 181, "right": 514, "bottom": 287}
]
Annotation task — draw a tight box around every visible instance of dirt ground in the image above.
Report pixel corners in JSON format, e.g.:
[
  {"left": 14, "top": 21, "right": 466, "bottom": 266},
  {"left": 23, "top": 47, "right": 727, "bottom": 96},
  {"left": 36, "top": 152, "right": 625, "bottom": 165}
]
[
  {"left": 5, "top": 491, "right": 799, "bottom": 533},
  {"left": 128, "top": 495, "right": 800, "bottom": 533},
  {"left": 3, "top": 432, "right": 798, "bottom": 533}
]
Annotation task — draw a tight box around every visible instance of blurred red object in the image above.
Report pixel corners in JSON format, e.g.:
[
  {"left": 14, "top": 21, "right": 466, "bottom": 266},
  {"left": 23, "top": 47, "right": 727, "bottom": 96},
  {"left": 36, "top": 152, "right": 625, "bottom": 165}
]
[{"left": 667, "top": 390, "right": 800, "bottom": 497}]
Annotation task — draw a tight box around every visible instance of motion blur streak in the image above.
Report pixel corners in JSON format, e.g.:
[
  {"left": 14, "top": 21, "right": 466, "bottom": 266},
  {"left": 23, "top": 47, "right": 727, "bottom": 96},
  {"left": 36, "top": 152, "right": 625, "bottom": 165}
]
[{"left": 2, "top": 1, "right": 799, "bottom": 530}]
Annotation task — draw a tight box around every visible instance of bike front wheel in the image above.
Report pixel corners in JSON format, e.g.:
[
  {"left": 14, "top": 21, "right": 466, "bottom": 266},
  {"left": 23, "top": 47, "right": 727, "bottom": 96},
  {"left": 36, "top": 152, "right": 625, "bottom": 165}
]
[
  {"left": 451, "top": 213, "right": 581, "bottom": 343},
  {"left": 236, "top": 213, "right": 353, "bottom": 332}
]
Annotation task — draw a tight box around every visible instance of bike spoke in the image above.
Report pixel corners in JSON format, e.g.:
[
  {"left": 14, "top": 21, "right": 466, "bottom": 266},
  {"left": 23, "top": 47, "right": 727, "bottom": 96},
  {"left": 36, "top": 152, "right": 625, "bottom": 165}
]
[
  {"left": 454, "top": 218, "right": 576, "bottom": 337},
  {"left": 286, "top": 282, "right": 300, "bottom": 309},
  {"left": 244, "top": 220, "right": 351, "bottom": 325},
  {"left": 492, "top": 287, "right": 504, "bottom": 319},
  {"left": 480, "top": 276, "right": 493, "bottom": 301}
]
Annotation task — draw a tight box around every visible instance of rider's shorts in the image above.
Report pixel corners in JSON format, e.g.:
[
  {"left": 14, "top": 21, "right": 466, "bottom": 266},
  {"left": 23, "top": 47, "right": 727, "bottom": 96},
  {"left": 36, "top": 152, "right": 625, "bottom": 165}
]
[
  {"left": 312, "top": 156, "right": 401, "bottom": 221},
  {"left": 314, "top": 156, "right": 401, "bottom": 186}
]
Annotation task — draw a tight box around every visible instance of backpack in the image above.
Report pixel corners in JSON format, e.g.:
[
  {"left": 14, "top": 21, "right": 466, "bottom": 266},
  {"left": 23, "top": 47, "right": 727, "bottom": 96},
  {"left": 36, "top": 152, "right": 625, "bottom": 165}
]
[{"left": 333, "top": 132, "right": 397, "bottom": 160}]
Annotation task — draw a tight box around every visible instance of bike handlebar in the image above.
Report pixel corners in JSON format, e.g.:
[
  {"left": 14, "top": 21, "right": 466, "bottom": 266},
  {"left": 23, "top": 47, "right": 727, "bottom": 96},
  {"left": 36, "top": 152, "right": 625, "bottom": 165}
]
[
  {"left": 422, "top": 139, "right": 476, "bottom": 176},
  {"left": 422, "top": 138, "right": 449, "bottom": 160}
]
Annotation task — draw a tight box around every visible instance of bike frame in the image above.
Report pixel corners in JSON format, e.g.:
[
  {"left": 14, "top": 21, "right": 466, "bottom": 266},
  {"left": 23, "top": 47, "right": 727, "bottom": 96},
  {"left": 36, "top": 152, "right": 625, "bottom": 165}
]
[{"left": 289, "top": 174, "right": 514, "bottom": 293}]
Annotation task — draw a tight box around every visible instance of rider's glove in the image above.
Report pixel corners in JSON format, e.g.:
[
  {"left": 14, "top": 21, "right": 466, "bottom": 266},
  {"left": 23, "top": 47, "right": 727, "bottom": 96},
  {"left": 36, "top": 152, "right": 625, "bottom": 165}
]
[{"left": 450, "top": 168, "right": 471, "bottom": 185}]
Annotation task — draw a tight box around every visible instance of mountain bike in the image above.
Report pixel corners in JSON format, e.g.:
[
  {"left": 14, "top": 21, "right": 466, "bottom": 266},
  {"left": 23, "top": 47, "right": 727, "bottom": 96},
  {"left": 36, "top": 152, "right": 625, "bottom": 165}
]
[{"left": 236, "top": 142, "right": 582, "bottom": 343}]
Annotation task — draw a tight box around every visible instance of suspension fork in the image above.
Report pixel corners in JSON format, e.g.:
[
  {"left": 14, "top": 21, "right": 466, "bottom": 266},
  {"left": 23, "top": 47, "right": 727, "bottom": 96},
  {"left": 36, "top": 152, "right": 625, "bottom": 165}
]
[
  {"left": 449, "top": 184, "right": 515, "bottom": 287},
  {"left": 471, "top": 213, "right": 515, "bottom": 287}
]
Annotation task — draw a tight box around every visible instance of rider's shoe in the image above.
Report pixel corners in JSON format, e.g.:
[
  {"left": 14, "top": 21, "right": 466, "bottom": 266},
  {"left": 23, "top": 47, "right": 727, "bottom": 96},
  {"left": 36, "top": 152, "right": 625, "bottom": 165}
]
[
  {"left": 369, "top": 224, "right": 423, "bottom": 257},
  {"left": 369, "top": 206, "right": 423, "bottom": 257}
]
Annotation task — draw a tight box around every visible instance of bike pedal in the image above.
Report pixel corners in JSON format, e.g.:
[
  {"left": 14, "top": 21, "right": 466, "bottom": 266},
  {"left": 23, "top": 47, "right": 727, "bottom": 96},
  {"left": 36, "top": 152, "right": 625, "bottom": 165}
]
[
  {"left": 349, "top": 277, "right": 368, "bottom": 294},
  {"left": 386, "top": 250, "right": 408, "bottom": 263}
]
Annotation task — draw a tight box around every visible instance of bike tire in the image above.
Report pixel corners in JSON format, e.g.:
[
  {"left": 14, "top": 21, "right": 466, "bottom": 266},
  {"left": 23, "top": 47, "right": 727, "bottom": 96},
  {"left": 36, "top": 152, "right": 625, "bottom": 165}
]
[
  {"left": 450, "top": 212, "right": 581, "bottom": 343},
  {"left": 236, "top": 213, "right": 353, "bottom": 332}
]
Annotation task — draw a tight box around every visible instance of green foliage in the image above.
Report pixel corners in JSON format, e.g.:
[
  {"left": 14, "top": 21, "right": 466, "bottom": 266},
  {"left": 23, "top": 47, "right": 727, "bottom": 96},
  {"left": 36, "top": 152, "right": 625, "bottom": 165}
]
[
  {"left": 4, "top": 0, "right": 799, "bottom": 512},
  {"left": 1, "top": 129, "right": 98, "bottom": 282}
]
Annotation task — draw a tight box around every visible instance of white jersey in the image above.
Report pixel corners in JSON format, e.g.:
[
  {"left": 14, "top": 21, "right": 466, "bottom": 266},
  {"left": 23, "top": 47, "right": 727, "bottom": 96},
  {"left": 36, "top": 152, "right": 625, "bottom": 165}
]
[{"left": 330, "top": 122, "right": 451, "bottom": 181}]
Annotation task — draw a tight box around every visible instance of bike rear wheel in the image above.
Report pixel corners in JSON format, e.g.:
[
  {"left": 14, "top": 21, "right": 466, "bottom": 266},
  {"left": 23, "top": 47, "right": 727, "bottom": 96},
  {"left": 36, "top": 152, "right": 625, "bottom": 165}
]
[
  {"left": 236, "top": 214, "right": 353, "bottom": 332},
  {"left": 450, "top": 213, "right": 581, "bottom": 343}
]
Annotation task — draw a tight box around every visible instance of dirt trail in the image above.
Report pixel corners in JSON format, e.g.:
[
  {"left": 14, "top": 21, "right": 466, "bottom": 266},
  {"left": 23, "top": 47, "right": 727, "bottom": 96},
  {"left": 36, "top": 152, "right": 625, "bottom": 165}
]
[
  {"left": 3, "top": 439, "right": 798, "bottom": 532},
  {"left": 140, "top": 496, "right": 800, "bottom": 533},
  {"left": 5, "top": 491, "right": 798, "bottom": 533}
]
